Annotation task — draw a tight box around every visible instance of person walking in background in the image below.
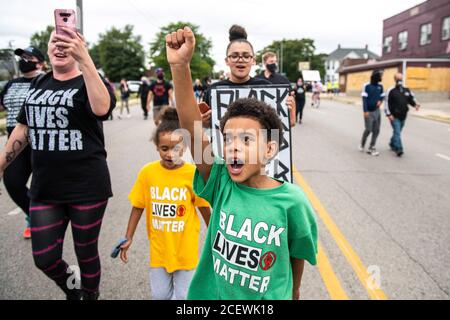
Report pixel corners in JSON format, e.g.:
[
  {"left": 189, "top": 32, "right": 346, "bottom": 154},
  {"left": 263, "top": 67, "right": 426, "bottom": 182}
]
[
  {"left": 311, "top": 81, "right": 322, "bottom": 108},
  {"left": 193, "top": 78, "right": 204, "bottom": 103},
  {"left": 119, "top": 78, "right": 131, "bottom": 119},
  {"left": 294, "top": 78, "right": 306, "bottom": 124},
  {"left": 104, "top": 77, "right": 116, "bottom": 120},
  {"left": 138, "top": 76, "right": 151, "bottom": 120},
  {"left": 385, "top": 73, "right": 420, "bottom": 157},
  {"left": 359, "top": 70, "right": 385, "bottom": 156},
  {"left": 333, "top": 81, "right": 339, "bottom": 96},
  {"left": 0, "top": 46, "right": 46, "bottom": 239},
  {"left": 148, "top": 68, "right": 174, "bottom": 125},
  {"left": 327, "top": 81, "right": 333, "bottom": 94},
  {"left": 256, "top": 51, "right": 296, "bottom": 127}
]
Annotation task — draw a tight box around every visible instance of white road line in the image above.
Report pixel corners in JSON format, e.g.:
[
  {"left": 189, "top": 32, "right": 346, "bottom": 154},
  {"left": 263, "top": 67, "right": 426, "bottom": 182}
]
[
  {"left": 7, "top": 207, "right": 22, "bottom": 216},
  {"left": 436, "top": 153, "right": 450, "bottom": 161}
]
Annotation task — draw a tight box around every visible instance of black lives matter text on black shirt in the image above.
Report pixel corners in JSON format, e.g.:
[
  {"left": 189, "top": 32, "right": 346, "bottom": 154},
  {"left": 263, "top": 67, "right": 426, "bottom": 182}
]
[
  {"left": 16, "top": 72, "right": 116, "bottom": 203},
  {"left": 203, "top": 77, "right": 271, "bottom": 107},
  {"left": 149, "top": 80, "right": 173, "bottom": 106},
  {"left": 0, "top": 77, "right": 34, "bottom": 135}
]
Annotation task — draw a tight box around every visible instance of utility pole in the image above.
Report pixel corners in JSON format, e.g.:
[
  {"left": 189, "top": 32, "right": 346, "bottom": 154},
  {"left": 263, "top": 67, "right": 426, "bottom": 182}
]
[
  {"left": 280, "top": 41, "right": 284, "bottom": 74},
  {"left": 76, "top": 0, "right": 83, "bottom": 34}
]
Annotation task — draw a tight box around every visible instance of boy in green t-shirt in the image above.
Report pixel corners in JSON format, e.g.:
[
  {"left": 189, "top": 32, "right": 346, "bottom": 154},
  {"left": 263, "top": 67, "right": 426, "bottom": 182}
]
[{"left": 166, "top": 27, "right": 318, "bottom": 300}]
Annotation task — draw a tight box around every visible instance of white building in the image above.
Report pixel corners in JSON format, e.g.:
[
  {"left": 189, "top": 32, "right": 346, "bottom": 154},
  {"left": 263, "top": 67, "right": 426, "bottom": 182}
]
[{"left": 324, "top": 45, "right": 379, "bottom": 83}]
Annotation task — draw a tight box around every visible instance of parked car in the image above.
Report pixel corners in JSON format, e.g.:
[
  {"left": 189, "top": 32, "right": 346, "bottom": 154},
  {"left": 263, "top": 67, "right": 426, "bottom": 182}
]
[{"left": 127, "top": 80, "right": 141, "bottom": 94}]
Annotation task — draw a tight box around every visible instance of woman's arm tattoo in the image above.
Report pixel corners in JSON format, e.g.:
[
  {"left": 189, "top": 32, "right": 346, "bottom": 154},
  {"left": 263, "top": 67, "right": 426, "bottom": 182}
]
[{"left": 5, "top": 128, "right": 28, "bottom": 164}]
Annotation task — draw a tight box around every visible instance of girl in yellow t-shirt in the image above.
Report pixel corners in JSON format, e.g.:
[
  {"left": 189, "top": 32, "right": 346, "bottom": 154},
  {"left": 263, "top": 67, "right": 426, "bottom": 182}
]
[{"left": 120, "top": 107, "right": 211, "bottom": 300}]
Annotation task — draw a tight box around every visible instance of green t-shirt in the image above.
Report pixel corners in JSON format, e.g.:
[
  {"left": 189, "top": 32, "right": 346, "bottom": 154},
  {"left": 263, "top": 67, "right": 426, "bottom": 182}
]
[{"left": 187, "top": 158, "right": 318, "bottom": 300}]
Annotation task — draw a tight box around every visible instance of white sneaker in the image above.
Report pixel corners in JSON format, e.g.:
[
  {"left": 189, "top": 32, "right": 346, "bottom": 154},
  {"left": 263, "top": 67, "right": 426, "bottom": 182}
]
[
  {"left": 367, "top": 147, "right": 380, "bottom": 156},
  {"left": 127, "top": 114, "right": 131, "bottom": 118},
  {"left": 358, "top": 145, "right": 365, "bottom": 152}
]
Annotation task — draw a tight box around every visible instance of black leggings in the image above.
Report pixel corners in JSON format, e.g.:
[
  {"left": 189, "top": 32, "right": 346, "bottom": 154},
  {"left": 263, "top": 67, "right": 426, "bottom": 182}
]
[
  {"left": 3, "top": 145, "right": 32, "bottom": 218},
  {"left": 296, "top": 99, "right": 305, "bottom": 120},
  {"left": 141, "top": 97, "right": 148, "bottom": 116},
  {"left": 30, "top": 199, "right": 107, "bottom": 295}
]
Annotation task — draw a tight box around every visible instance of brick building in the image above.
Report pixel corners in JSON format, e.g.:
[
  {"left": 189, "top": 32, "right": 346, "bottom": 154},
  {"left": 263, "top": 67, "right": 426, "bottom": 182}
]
[
  {"left": 382, "top": 0, "right": 450, "bottom": 60},
  {"left": 339, "top": 0, "right": 450, "bottom": 101}
]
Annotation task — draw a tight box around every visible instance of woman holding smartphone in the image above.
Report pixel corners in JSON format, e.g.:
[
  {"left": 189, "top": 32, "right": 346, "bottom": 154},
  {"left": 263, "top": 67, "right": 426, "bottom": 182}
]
[{"left": 0, "top": 27, "right": 116, "bottom": 300}]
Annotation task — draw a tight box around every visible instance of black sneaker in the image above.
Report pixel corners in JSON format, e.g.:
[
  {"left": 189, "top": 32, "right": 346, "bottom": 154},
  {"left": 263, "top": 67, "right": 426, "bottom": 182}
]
[
  {"left": 396, "top": 150, "right": 404, "bottom": 157},
  {"left": 66, "top": 288, "right": 82, "bottom": 300},
  {"left": 82, "top": 291, "right": 100, "bottom": 300}
]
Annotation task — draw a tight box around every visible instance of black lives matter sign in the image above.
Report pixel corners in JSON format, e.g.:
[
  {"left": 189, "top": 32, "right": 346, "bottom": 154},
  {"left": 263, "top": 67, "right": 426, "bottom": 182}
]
[{"left": 210, "top": 85, "right": 293, "bottom": 183}]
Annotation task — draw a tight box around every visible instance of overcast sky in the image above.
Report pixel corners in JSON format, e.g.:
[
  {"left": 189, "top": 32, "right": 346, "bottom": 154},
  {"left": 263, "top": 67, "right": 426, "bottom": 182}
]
[{"left": 0, "top": 0, "right": 423, "bottom": 72}]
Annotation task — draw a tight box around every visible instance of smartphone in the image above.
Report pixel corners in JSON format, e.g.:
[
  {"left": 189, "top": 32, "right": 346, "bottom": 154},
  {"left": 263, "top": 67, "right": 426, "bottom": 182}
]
[
  {"left": 54, "top": 9, "right": 77, "bottom": 38},
  {"left": 110, "top": 237, "right": 128, "bottom": 259},
  {"left": 198, "top": 102, "right": 210, "bottom": 114}
]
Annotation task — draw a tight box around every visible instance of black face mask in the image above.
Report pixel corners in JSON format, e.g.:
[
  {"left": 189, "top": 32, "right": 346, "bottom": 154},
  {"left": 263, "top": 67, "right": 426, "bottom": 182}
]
[
  {"left": 157, "top": 74, "right": 164, "bottom": 80},
  {"left": 266, "top": 63, "right": 278, "bottom": 74},
  {"left": 19, "top": 59, "right": 38, "bottom": 73}
]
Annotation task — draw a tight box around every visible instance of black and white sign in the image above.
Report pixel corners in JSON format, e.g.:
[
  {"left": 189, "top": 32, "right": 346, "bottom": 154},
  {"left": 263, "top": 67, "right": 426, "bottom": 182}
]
[{"left": 210, "top": 85, "right": 293, "bottom": 183}]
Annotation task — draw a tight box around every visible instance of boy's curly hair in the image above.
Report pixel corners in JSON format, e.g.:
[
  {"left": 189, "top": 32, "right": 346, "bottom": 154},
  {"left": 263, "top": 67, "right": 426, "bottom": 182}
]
[
  {"left": 219, "top": 98, "right": 284, "bottom": 147},
  {"left": 152, "top": 107, "right": 181, "bottom": 145}
]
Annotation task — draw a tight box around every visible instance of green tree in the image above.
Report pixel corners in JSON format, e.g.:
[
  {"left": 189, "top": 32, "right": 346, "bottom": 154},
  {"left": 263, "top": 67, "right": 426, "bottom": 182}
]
[
  {"left": 256, "top": 39, "right": 327, "bottom": 82},
  {"left": 150, "top": 22, "right": 214, "bottom": 80},
  {"left": 95, "top": 25, "right": 145, "bottom": 82},
  {"left": 30, "top": 25, "right": 54, "bottom": 63},
  {"left": 88, "top": 43, "right": 101, "bottom": 69}
]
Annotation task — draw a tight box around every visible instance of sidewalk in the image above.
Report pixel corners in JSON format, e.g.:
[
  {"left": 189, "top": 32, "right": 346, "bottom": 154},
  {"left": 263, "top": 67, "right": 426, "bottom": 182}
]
[{"left": 320, "top": 93, "right": 450, "bottom": 123}]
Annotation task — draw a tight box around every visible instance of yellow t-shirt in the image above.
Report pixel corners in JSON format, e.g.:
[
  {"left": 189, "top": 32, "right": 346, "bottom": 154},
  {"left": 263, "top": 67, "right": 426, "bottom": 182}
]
[{"left": 128, "top": 161, "right": 210, "bottom": 273}]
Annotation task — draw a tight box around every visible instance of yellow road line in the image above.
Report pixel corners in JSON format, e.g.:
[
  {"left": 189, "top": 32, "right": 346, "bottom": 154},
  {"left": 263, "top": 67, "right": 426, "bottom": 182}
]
[
  {"left": 293, "top": 166, "right": 388, "bottom": 300},
  {"left": 317, "top": 242, "right": 349, "bottom": 300}
]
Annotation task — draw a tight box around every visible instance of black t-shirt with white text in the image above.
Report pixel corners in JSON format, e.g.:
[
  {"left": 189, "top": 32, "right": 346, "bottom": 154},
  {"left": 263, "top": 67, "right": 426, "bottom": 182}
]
[
  {"left": 17, "top": 72, "right": 116, "bottom": 203},
  {"left": 149, "top": 80, "right": 172, "bottom": 106},
  {"left": 0, "top": 77, "right": 35, "bottom": 136}
]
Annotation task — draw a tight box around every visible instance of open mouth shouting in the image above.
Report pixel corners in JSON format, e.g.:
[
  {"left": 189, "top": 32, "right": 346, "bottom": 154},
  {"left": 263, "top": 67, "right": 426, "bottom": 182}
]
[{"left": 227, "top": 158, "right": 245, "bottom": 176}]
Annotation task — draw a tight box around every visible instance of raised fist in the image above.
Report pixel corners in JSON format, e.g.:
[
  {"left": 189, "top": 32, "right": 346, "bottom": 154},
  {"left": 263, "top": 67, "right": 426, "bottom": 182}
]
[{"left": 166, "top": 27, "right": 196, "bottom": 66}]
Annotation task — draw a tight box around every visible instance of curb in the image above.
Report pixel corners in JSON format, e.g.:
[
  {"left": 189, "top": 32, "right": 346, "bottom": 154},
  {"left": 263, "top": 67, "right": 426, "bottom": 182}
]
[
  {"left": 324, "top": 97, "right": 450, "bottom": 125},
  {"left": 411, "top": 114, "right": 450, "bottom": 124}
]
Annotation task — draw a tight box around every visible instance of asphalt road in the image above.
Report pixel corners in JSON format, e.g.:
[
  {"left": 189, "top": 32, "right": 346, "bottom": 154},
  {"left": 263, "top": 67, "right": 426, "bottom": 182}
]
[{"left": 0, "top": 99, "right": 449, "bottom": 300}]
